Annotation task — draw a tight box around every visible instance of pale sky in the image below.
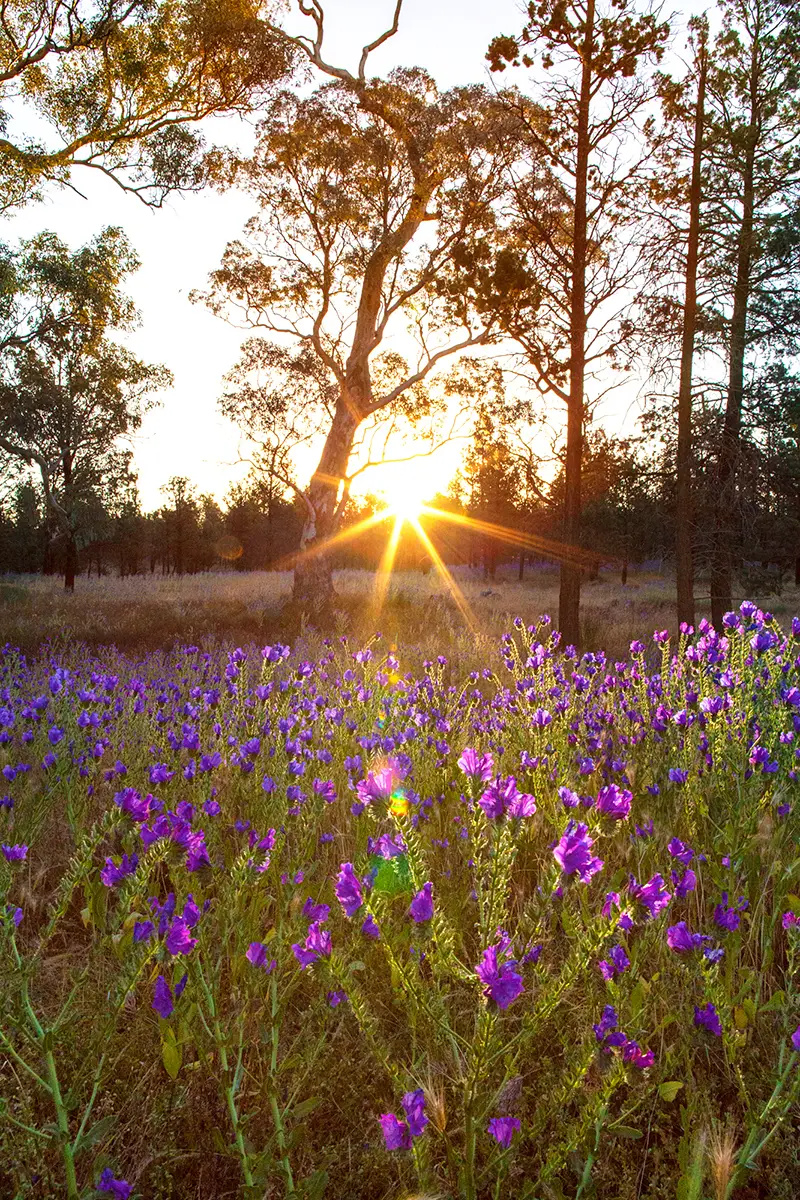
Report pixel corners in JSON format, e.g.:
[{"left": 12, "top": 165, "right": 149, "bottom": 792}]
[{"left": 5, "top": 0, "right": 526, "bottom": 511}]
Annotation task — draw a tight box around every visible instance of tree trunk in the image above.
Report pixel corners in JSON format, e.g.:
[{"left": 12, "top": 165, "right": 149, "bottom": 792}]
[
  {"left": 676, "top": 29, "right": 706, "bottom": 631},
  {"left": 558, "top": 0, "right": 594, "bottom": 650},
  {"left": 710, "top": 78, "right": 757, "bottom": 627},
  {"left": 64, "top": 534, "right": 77, "bottom": 593},
  {"left": 292, "top": 402, "right": 359, "bottom": 617}
]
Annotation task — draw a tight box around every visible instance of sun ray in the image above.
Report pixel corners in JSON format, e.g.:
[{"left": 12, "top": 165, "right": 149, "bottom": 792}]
[
  {"left": 408, "top": 515, "right": 481, "bottom": 636},
  {"left": 372, "top": 514, "right": 404, "bottom": 619},
  {"left": 418, "top": 506, "right": 607, "bottom": 570},
  {"left": 273, "top": 508, "right": 392, "bottom": 572}
]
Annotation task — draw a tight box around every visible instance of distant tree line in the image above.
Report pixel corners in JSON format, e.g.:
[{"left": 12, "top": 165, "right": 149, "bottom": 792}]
[{"left": 0, "top": 474, "right": 303, "bottom": 581}]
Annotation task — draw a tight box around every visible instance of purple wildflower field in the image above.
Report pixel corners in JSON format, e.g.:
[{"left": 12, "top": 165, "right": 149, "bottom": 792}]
[{"left": 1, "top": 603, "right": 799, "bottom": 1198}]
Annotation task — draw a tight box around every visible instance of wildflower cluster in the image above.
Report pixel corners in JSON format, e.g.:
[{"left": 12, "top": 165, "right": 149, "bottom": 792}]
[{"left": 0, "top": 606, "right": 798, "bottom": 1197}]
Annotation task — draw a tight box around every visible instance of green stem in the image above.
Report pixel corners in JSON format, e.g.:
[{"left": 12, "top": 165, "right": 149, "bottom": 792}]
[
  {"left": 269, "top": 973, "right": 295, "bottom": 1195},
  {"left": 196, "top": 963, "right": 254, "bottom": 1189},
  {"left": 44, "top": 1047, "right": 78, "bottom": 1199}
]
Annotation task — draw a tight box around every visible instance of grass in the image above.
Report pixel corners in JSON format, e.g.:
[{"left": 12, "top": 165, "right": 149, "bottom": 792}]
[{"left": 4, "top": 564, "right": 797, "bottom": 665}]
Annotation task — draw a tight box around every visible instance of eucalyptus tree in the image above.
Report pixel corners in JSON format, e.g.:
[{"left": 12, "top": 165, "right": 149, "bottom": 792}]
[
  {"left": 0, "top": 228, "right": 170, "bottom": 589},
  {"left": 201, "top": 13, "right": 535, "bottom": 616},
  {"left": 0, "top": 0, "right": 296, "bottom": 210},
  {"left": 488, "top": 0, "right": 670, "bottom": 647}
]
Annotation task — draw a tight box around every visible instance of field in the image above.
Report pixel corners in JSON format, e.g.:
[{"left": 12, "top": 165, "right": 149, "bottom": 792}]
[
  {"left": 5, "top": 565, "right": 800, "bottom": 666},
  {"left": 1, "top": 575, "right": 799, "bottom": 1199}
]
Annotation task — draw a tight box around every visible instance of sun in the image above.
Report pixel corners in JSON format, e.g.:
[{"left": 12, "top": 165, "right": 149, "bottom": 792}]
[{"left": 379, "top": 476, "right": 429, "bottom": 521}]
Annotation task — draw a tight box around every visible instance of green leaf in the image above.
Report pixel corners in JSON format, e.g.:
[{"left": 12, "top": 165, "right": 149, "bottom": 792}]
[
  {"left": 612, "top": 1125, "right": 643, "bottom": 1139},
  {"left": 760, "top": 990, "right": 786, "bottom": 1013},
  {"left": 291, "top": 1096, "right": 321, "bottom": 1121},
  {"left": 74, "top": 1113, "right": 116, "bottom": 1154},
  {"left": 629, "top": 978, "right": 645, "bottom": 1020},
  {"left": 370, "top": 854, "right": 411, "bottom": 896},
  {"left": 659, "top": 1081, "right": 684, "bottom": 1102},
  {"left": 298, "top": 1168, "right": 329, "bottom": 1200},
  {"left": 161, "top": 1029, "right": 182, "bottom": 1080}
]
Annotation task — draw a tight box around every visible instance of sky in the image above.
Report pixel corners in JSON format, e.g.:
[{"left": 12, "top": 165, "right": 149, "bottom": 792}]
[{"left": 5, "top": 0, "right": 526, "bottom": 511}]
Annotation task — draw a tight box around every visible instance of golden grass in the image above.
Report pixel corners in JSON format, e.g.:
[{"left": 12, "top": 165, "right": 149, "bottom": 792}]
[{"left": 1, "top": 565, "right": 797, "bottom": 666}]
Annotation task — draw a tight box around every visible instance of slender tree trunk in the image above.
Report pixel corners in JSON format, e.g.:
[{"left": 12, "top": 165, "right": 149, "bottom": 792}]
[
  {"left": 64, "top": 535, "right": 77, "bottom": 593},
  {"left": 558, "top": 0, "right": 594, "bottom": 649},
  {"left": 675, "top": 29, "right": 707, "bottom": 630},
  {"left": 292, "top": 401, "right": 360, "bottom": 616},
  {"left": 710, "top": 73, "right": 757, "bottom": 627}
]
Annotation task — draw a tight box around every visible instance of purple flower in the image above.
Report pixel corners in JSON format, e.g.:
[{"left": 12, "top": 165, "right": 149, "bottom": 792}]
[
  {"left": 553, "top": 822, "right": 604, "bottom": 883},
  {"left": 597, "top": 944, "right": 630, "bottom": 980},
  {"left": 1, "top": 843, "right": 28, "bottom": 863},
  {"left": 149, "top": 763, "right": 175, "bottom": 785},
  {"left": 370, "top": 833, "right": 406, "bottom": 859},
  {"left": 630, "top": 873, "right": 672, "bottom": 919},
  {"left": 791, "top": 1025, "right": 800, "bottom": 1052},
  {"left": 246, "top": 943, "right": 276, "bottom": 972},
  {"left": 487, "top": 1116, "right": 521, "bottom": 1148},
  {"left": 694, "top": 1003, "right": 722, "bottom": 1037},
  {"left": 595, "top": 784, "right": 632, "bottom": 821},
  {"left": 667, "top": 921, "right": 710, "bottom": 953},
  {"left": 292, "top": 921, "right": 331, "bottom": 969},
  {"left": 478, "top": 776, "right": 518, "bottom": 819},
  {"left": 379, "top": 1113, "right": 411, "bottom": 1151},
  {"left": 458, "top": 748, "right": 494, "bottom": 781},
  {"left": 96, "top": 1168, "right": 132, "bottom": 1199},
  {"left": 334, "top": 863, "right": 364, "bottom": 917},
  {"left": 164, "top": 917, "right": 198, "bottom": 956},
  {"left": 152, "top": 975, "right": 174, "bottom": 1019},
  {"left": 508, "top": 789, "right": 536, "bottom": 818},
  {"left": 714, "top": 893, "right": 748, "bottom": 932},
  {"left": 356, "top": 767, "right": 395, "bottom": 805},
  {"left": 100, "top": 852, "right": 138, "bottom": 888},
  {"left": 782, "top": 912, "right": 800, "bottom": 929},
  {"left": 402, "top": 1089, "right": 428, "bottom": 1138},
  {"left": 668, "top": 838, "right": 694, "bottom": 866},
  {"left": 668, "top": 768, "right": 689, "bottom": 785},
  {"left": 361, "top": 912, "right": 381, "bottom": 939},
  {"left": 671, "top": 868, "right": 697, "bottom": 899},
  {"left": 593, "top": 1004, "right": 618, "bottom": 1043},
  {"left": 475, "top": 944, "right": 524, "bottom": 1009},
  {"left": 622, "top": 1040, "right": 655, "bottom": 1069},
  {"left": 327, "top": 989, "right": 346, "bottom": 1007},
  {"left": 302, "top": 897, "right": 331, "bottom": 923},
  {"left": 134, "top": 920, "right": 154, "bottom": 943},
  {"left": 409, "top": 882, "right": 434, "bottom": 923}
]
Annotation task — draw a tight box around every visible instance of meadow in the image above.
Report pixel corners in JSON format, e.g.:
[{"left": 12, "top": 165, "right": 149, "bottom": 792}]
[
  {"left": 1, "top": 579, "right": 799, "bottom": 1199},
  {"left": 5, "top": 564, "right": 798, "bottom": 666}
]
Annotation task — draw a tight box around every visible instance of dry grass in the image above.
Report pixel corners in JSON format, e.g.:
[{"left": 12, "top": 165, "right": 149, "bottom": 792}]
[{"left": 2, "top": 564, "right": 798, "bottom": 665}]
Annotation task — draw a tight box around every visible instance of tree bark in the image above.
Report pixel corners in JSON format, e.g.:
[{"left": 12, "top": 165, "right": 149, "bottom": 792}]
[
  {"left": 64, "top": 534, "right": 77, "bottom": 592},
  {"left": 710, "top": 56, "right": 757, "bottom": 627},
  {"left": 292, "top": 401, "right": 359, "bottom": 617},
  {"left": 558, "top": 0, "right": 595, "bottom": 649},
  {"left": 675, "top": 29, "right": 706, "bottom": 630}
]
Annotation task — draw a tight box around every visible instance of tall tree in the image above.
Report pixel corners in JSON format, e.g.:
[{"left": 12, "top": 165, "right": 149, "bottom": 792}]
[
  {"left": 671, "top": 20, "right": 708, "bottom": 629},
  {"left": 0, "top": 228, "right": 170, "bottom": 589},
  {"left": 488, "top": 0, "right": 669, "bottom": 647},
  {"left": 0, "top": 0, "right": 296, "bottom": 209},
  {"left": 704, "top": 0, "right": 800, "bottom": 625},
  {"left": 201, "top": 21, "right": 533, "bottom": 617}
]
